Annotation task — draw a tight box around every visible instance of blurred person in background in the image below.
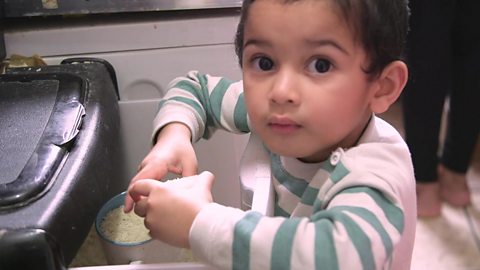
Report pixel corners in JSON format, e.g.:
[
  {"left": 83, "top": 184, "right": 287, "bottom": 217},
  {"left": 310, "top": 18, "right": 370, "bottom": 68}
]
[{"left": 403, "top": 0, "right": 480, "bottom": 217}]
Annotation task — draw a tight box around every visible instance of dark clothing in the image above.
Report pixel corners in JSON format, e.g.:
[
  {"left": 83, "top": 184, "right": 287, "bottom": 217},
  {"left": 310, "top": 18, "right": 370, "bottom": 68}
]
[{"left": 403, "top": 0, "right": 480, "bottom": 183}]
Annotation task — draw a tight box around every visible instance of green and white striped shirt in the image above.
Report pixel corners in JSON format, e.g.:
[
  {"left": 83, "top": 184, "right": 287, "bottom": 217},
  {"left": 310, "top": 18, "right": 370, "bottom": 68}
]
[{"left": 153, "top": 71, "right": 416, "bottom": 270}]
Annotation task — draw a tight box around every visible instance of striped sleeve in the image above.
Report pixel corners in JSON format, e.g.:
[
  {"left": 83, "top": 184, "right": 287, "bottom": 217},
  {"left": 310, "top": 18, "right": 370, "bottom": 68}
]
[
  {"left": 189, "top": 160, "right": 406, "bottom": 270},
  {"left": 153, "top": 71, "right": 249, "bottom": 142},
  {"left": 190, "top": 187, "right": 404, "bottom": 270}
]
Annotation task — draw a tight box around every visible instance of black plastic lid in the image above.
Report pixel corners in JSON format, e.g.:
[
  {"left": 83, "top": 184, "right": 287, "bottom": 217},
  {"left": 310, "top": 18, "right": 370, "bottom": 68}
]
[
  {"left": 0, "top": 72, "right": 86, "bottom": 208},
  {"left": 0, "top": 229, "right": 67, "bottom": 270}
]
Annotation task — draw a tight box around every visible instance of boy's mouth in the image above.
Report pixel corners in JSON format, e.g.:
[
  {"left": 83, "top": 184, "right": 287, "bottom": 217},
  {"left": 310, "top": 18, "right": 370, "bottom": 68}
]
[{"left": 268, "top": 116, "right": 301, "bottom": 134}]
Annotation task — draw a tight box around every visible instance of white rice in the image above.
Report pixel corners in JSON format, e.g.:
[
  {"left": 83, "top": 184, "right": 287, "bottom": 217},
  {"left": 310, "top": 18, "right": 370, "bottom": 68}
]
[{"left": 100, "top": 206, "right": 151, "bottom": 243}]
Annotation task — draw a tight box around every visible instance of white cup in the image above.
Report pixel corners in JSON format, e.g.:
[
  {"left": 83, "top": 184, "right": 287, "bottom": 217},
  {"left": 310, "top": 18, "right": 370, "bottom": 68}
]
[{"left": 95, "top": 192, "right": 191, "bottom": 265}]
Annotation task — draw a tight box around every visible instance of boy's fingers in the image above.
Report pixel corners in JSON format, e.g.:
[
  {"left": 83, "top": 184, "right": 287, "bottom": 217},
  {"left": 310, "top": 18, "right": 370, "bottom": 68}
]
[
  {"left": 128, "top": 179, "right": 160, "bottom": 199},
  {"left": 198, "top": 171, "right": 215, "bottom": 191},
  {"left": 133, "top": 198, "right": 149, "bottom": 217},
  {"left": 180, "top": 162, "right": 198, "bottom": 177},
  {"left": 168, "top": 165, "right": 183, "bottom": 176},
  {"left": 135, "top": 164, "right": 169, "bottom": 181},
  {"left": 123, "top": 196, "right": 135, "bottom": 213}
]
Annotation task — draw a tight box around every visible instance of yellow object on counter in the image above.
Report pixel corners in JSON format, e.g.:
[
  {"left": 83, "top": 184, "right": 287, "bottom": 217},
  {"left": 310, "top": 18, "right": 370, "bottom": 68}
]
[{"left": 8, "top": 54, "right": 47, "bottom": 68}]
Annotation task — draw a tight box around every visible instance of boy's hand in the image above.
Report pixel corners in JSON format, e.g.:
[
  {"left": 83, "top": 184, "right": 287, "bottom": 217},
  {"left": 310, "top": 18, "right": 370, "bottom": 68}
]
[
  {"left": 124, "top": 123, "right": 197, "bottom": 212},
  {"left": 128, "top": 171, "right": 215, "bottom": 248}
]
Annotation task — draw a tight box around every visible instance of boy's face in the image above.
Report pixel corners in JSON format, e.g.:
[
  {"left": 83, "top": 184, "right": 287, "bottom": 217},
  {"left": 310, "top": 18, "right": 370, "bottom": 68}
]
[{"left": 242, "top": 0, "right": 379, "bottom": 162}]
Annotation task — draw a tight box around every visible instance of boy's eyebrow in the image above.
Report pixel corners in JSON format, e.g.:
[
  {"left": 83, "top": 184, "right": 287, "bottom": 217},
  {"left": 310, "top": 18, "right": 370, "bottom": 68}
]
[
  {"left": 244, "top": 38, "right": 350, "bottom": 55},
  {"left": 244, "top": 38, "right": 272, "bottom": 48},
  {"left": 305, "top": 39, "right": 350, "bottom": 55}
]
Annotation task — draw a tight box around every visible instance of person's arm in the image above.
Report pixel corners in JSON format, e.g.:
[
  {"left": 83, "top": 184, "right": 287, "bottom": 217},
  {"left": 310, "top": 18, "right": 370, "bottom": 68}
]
[
  {"left": 190, "top": 143, "right": 412, "bottom": 270},
  {"left": 128, "top": 178, "right": 404, "bottom": 269},
  {"left": 125, "top": 71, "right": 248, "bottom": 212},
  {"left": 153, "top": 70, "right": 250, "bottom": 143},
  {"left": 189, "top": 187, "right": 405, "bottom": 270},
  {"left": 124, "top": 123, "right": 196, "bottom": 212},
  {"left": 128, "top": 145, "right": 411, "bottom": 269},
  {"left": 129, "top": 171, "right": 215, "bottom": 248}
]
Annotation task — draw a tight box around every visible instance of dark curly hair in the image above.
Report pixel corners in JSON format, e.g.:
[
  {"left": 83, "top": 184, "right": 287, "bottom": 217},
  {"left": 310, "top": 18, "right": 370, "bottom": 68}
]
[{"left": 234, "top": 0, "right": 409, "bottom": 78}]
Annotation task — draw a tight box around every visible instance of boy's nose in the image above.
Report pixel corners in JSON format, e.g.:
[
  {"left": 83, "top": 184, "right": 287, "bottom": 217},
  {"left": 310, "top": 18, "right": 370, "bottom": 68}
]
[{"left": 269, "top": 70, "right": 300, "bottom": 105}]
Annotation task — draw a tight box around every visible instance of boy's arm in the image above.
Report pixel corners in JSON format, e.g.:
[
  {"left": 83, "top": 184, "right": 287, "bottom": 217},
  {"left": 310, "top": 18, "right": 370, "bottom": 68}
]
[
  {"left": 124, "top": 122, "right": 197, "bottom": 212},
  {"left": 189, "top": 144, "right": 413, "bottom": 270},
  {"left": 190, "top": 186, "right": 406, "bottom": 270},
  {"left": 152, "top": 70, "right": 250, "bottom": 144},
  {"left": 126, "top": 71, "right": 247, "bottom": 212}
]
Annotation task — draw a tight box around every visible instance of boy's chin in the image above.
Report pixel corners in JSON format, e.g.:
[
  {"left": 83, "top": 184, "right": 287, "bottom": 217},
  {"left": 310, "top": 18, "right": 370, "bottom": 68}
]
[{"left": 266, "top": 143, "right": 325, "bottom": 163}]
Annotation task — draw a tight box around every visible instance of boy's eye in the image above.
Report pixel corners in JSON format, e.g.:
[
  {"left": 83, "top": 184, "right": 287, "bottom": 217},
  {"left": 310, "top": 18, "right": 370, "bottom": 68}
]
[
  {"left": 253, "top": 56, "right": 274, "bottom": 71},
  {"left": 308, "top": 58, "right": 332, "bottom": 73}
]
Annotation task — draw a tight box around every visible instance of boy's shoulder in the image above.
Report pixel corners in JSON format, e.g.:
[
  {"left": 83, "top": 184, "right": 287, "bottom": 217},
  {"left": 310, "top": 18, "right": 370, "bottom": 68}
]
[
  {"left": 357, "top": 115, "right": 405, "bottom": 146},
  {"left": 341, "top": 115, "right": 413, "bottom": 182}
]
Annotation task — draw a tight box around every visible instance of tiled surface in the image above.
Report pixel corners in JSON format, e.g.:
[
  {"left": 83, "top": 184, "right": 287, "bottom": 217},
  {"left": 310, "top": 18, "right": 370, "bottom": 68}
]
[
  {"left": 380, "top": 101, "right": 480, "bottom": 270},
  {"left": 411, "top": 168, "right": 480, "bottom": 270}
]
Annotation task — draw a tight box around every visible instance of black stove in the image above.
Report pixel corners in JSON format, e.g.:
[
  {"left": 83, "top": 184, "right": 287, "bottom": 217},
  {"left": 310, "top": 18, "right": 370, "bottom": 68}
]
[{"left": 0, "top": 58, "right": 127, "bottom": 270}]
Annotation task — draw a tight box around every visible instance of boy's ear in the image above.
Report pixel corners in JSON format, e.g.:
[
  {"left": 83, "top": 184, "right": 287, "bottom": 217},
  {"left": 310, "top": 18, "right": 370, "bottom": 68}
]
[{"left": 369, "top": 60, "right": 408, "bottom": 114}]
